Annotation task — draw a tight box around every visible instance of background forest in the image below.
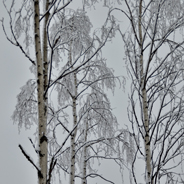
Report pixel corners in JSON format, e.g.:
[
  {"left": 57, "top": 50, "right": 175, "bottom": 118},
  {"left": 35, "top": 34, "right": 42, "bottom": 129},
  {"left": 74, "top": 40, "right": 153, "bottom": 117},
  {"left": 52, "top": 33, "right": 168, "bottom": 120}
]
[{"left": 1, "top": 0, "right": 184, "bottom": 184}]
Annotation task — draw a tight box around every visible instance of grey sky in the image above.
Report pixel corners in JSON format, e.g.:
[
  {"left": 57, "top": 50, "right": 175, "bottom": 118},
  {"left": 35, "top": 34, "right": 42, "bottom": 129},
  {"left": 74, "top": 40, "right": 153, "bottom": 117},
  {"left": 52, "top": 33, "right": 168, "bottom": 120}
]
[{"left": 0, "top": 1, "right": 37, "bottom": 183}]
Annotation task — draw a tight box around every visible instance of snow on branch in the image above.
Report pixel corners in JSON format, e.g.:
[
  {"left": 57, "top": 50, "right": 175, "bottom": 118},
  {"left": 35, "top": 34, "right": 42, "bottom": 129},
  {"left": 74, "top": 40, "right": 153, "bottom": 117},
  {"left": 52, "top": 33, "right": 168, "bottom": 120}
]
[{"left": 18, "top": 144, "right": 42, "bottom": 178}]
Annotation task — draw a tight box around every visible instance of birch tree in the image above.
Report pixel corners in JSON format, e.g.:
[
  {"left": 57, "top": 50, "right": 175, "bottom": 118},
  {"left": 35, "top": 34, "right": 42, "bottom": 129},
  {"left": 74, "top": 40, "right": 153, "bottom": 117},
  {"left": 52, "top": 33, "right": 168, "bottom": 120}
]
[
  {"left": 2, "top": 1, "right": 119, "bottom": 184},
  {"left": 84, "top": 0, "right": 184, "bottom": 183},
  {"left": 77, "top": 92, "right": 127, "bottom": 184},
  {"left": 110, "top": 0, "right": 184, "bottom": 183},
  {"left": 45, "top": 10, "right": 125, "bottom": 184}
]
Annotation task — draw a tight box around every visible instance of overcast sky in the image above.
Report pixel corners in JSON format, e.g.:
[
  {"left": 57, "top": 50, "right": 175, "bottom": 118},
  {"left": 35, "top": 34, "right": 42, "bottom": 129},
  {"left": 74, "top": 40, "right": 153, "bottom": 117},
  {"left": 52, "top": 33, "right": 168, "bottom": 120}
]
[
  {"left": 0, "top": 1, "right": 130, "bottom": 184},
  {"left": 0, "top": 1, "right": 37, "bottom": 183}
]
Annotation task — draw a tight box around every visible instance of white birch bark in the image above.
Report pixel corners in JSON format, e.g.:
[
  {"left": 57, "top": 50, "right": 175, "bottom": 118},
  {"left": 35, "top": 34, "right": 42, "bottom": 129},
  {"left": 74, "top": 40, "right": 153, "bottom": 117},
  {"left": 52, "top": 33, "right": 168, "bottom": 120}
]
[
  {"left": 138, "top": 0, "right": 152, "bottom": 182},
  {"left": 34, "top": 1, "right": 48, "bottom": 183},
  {"left": 43, "top": 0, "right": 49, "bottom": 93},
  {"left": 69, "top": 29, "right": 78, "bottom": 184},
  {"left": 70, "top": 78, "right": 78, "bottom": 184},
  {"left": 81, "top": 119, "right": 88, "bottom": 184}
]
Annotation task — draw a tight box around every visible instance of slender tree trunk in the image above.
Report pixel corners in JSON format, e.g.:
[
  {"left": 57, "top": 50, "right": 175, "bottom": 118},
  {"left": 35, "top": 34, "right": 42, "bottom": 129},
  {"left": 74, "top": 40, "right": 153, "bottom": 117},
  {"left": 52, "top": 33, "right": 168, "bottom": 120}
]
[
  {"left": 43, "top": 0, "right": 49, "bottom": 93},
  {"left": 34, "top": 1, "right": 48, "bottom": 184},
  {"left": 138, "top": 0, "right": 152, "bottom": 183},
  {"left": 70, "top": 81, "right": 77, "bottom": 184},
  {"left": 81, "top": 119, "right": 88, "bottom": 184},
  {"left": 69, "top": 32, "right": 78, "bottom": 184}
]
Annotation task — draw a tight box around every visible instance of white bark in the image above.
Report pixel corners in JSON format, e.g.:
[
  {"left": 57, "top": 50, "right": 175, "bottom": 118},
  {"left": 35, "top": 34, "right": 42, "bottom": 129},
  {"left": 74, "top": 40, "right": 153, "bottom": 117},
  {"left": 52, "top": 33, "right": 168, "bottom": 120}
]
[
  {"left": 43, "top": 0, "right": 49, "bottom": 93},
  {"left": 34, "top": 1, "right": 48, "bottom": 183},
  {"left": 138, "top": 0, "right": 152, "bottom": 182},
  {"left": 69, "top": 26, "right": 78, "bottom": 184},
  {"left": 123, "top": 1, "right": 184, "bottom": 183},
  {"left": 81, "top": 119, "right": 88, "bottom": 184},
  {"left": 70, "top": 77, "right": 78, "bottom": 184}
]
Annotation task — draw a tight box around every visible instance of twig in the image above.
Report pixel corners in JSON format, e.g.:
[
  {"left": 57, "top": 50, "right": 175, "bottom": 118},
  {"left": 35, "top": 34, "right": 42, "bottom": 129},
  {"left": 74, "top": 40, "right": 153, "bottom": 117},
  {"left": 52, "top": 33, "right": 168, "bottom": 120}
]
[{"left": 18, "top": 144, "right": 42, "bottom": 178}]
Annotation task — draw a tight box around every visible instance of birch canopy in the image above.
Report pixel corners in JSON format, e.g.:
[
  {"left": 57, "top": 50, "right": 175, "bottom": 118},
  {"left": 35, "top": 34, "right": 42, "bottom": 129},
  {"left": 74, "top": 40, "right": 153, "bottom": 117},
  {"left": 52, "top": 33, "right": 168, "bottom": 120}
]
[
  {"left": 3, "top": 0, "right": 184, "bottom": 184},
  {"left": 116, "top": 0, "right": 184, "bottom": 183},
  {"left": 2, "top": 1, "right": 123, "bottom": 184}
]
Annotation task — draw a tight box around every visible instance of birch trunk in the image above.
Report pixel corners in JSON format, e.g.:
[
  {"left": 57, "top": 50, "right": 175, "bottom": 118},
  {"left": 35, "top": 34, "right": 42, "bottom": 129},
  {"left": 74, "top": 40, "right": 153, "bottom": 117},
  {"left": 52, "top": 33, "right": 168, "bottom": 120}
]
[
  {"left": 81, "top": 119, "right": 88, "bottom": 184},
  {"left": 70, "top": 82, "right": 77, "bottom": 184},
  {"left": 34, "top": 1, "right": 48, "bottom": 184},
  {"left": 138, "top": 0, "right": 152, "bottom": 183},
  {"left": 43, "top": 0, "right": 49, "bottom": 93},
  {"left": 69, "top": 35, "right": 78, "bottom": 184}
]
